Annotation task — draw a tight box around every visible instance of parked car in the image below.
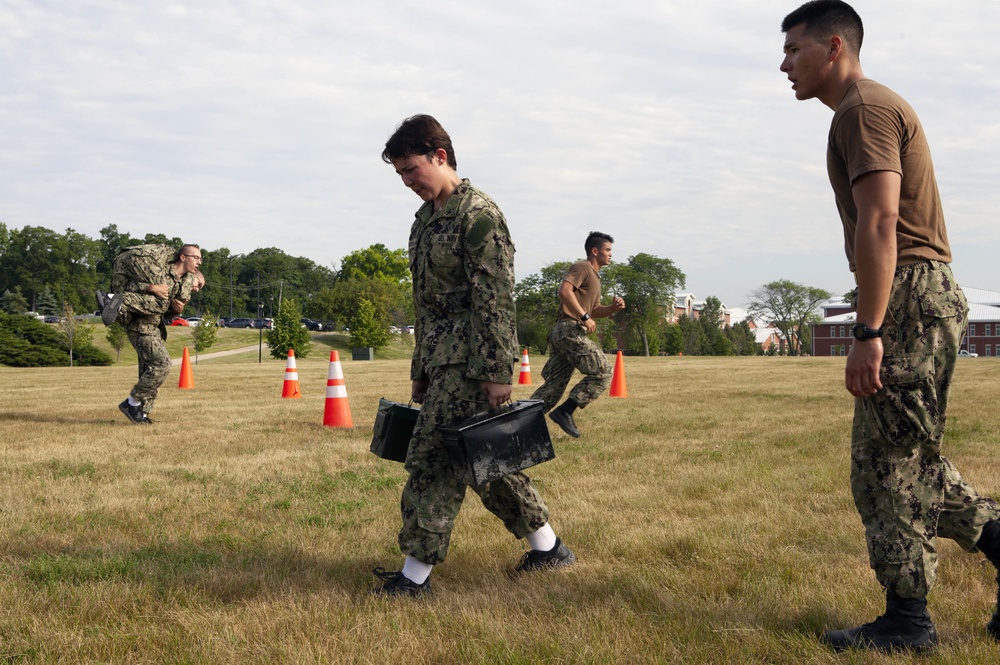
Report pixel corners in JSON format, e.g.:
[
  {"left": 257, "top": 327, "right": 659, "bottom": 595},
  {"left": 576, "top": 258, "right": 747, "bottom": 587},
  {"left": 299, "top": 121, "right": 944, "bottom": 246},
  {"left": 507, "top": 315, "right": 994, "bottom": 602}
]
[
  {"left": 169, "top": 317, "right": 190, "bottom": 326},
  {"left": 959, "top": 349, "right": 978, "bottom": 357},
  {"left": 225, "top": 317, "right": 256, "bottom": 329},
  {"left": 185, "top": 317, "right": 203, "bottom": 327},
  {"left": 253, "top": 318, "right": 274, "bottom": 329},
  {"left": 300, "top": 318, "right": 323, "bottom": 331},
  {"left": 43, "top": 315, "right": 61, "bottom": 324}
]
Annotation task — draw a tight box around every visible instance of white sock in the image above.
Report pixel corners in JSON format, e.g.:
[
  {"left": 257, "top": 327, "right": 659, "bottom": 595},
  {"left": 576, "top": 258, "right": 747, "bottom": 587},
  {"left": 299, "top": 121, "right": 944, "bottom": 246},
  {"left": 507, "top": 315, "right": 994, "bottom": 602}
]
[
  {"left": 127, "top": 396, "right": 141, "bottom": 407},
  {"left": 526, "top": 523, "right": 557, "bottom": 552},
  {"left": 401, "top": 556, "right": 433, "bottom": 584}
]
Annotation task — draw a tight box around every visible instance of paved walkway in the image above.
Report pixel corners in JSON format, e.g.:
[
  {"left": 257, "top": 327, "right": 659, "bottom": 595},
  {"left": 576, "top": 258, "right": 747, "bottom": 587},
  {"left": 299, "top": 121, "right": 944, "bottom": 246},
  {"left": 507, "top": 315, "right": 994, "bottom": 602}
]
[{"left": 171, "top": 344, "right": 269, "bottom": 365}]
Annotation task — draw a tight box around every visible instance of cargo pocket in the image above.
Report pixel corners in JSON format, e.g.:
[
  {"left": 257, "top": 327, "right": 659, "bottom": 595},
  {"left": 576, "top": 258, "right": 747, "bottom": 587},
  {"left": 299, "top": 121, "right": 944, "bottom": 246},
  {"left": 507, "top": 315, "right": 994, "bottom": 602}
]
[
  {"left": 916, "top": 264, "right": 966, "bottom": 321},
  {"left": 866, "top": 531, "right": 921, "bottom": 568},
  {"left": 868, "top": 354, "right": 938, "bottom": 448}
]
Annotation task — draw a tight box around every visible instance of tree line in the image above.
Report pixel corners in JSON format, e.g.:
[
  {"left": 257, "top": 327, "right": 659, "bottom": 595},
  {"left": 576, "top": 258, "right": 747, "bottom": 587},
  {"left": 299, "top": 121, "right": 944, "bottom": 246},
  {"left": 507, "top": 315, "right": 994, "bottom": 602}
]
[
  {"left": 2, "top": 222, "right": 830, "bottom": 361},
  {"left": 0, "top": 223, "right": 413, "bottom": 334}
]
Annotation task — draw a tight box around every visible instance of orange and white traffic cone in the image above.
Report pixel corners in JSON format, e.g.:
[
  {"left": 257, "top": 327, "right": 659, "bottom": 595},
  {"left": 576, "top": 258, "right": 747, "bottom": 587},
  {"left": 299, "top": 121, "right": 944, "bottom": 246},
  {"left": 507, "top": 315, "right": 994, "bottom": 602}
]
[
  {"left": 609, "top": 350, "right": 627, "bottom": 398},
  {"left": 281, "top": 348, "right": 301, "bottom": 398},
  {"left": 518, "top": 349, "right": 532, "bottom": 385},
  {"left": 178, "top": 347, "right": 194, "bottom": 389},
  {"left": 322, "top": 350, "right": 353, "bottom": 428}
]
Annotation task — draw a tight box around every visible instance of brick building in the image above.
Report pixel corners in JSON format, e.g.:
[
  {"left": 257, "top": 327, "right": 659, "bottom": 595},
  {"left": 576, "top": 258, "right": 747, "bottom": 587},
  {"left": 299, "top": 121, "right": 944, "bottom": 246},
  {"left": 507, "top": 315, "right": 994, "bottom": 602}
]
[{"left": 811, "top": 287, "right": 1000, "bottom": 357}]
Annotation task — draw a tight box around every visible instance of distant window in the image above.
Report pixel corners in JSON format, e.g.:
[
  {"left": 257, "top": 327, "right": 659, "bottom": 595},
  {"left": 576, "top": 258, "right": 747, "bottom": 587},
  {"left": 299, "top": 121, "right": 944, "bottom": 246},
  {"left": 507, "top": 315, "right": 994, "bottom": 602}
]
[
  {"left": 830, "top": 346, "right": 837, "bottom": 356},
  {"left": 987, "top": 344, "right": 993, "bottom": 357},
  {"left": 839, "top": 325, "right": 846, "bottom": 338},
  {"left": 970, "top": 324, "right": 976, "bottom": 336},
  {"left": 987, "top": 324, "right": 992, "bottom": 336},
  {"left": 971, "top": 344, "right": 977, "bottom": 354},
  {"left": 831, "top": 327, "right": 837, "bottom": 338}
]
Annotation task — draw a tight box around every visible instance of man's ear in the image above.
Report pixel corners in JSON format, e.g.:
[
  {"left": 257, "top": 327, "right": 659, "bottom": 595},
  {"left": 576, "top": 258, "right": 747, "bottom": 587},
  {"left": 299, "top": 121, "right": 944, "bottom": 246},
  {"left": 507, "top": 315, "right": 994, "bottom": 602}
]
[{"left": 828, "top": 34, "right": 843, "bottom": 62}]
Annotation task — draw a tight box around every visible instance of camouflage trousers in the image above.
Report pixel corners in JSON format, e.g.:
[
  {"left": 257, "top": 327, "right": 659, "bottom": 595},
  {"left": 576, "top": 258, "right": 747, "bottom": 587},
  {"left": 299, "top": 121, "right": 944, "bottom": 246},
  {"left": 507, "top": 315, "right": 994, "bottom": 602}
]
[
  {"left": 399, "top": 364, "right": 551, "bottom": 565},
  {"left": 851, "top": 261, "right": 1000, "bottom": 599},
  {"left": 529, "top": 319, "right": 612, "bottom": 412},
  {"left": 126, "top": 329, "right": 172, "bottom": 415}
]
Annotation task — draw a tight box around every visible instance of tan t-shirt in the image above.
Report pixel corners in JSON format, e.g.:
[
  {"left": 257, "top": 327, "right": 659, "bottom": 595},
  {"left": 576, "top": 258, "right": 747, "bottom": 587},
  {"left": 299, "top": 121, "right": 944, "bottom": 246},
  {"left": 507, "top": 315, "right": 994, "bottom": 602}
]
[
  {"left": 556, "top": 260, "right": 601, "bottom": 321},
  {"left": 827, "top": 79, "right": 951, "bottom": 272}
]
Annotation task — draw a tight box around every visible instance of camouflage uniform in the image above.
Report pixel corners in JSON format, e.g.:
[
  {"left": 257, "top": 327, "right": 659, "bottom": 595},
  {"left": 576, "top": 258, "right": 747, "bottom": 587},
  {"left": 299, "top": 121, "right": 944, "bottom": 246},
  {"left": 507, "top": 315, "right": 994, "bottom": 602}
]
[
  {"left": 530, "top": 318, "right": 612, "bottom": 413},
  {"left": 851, "top": 261, "right": 1000, "bottom": 598},
  {"left": 111, "top": 245, "right": 195, "bottom": 415},
  {"left": 400, "top": 179, "right": 550, "bottom": 564}
]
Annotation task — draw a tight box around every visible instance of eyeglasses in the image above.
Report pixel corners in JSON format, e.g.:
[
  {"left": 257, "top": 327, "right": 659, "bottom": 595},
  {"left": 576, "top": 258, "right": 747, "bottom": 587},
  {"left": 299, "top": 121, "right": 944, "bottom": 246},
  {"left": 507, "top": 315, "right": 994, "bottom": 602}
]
[{"left": 182, "top": 254, "right": 203, "bottom": 262}]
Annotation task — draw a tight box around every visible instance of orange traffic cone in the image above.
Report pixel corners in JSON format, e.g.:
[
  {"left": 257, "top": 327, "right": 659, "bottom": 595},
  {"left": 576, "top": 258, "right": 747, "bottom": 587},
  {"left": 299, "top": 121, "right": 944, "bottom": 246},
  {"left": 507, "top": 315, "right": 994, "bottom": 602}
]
[
  {"left": 609, "top": 350, "right": 627, "bottom": 398},
  {"left": 178, "top": 347, "right": 194, "bottom": 389},
  {"left": 323, "top": 350, "right": 353, "bottom": 428},
  {"left": 518, "top": 349, "right": 532, "bottom": 385},
  {"left": 281, "top": 348, "right": 301, "bottom": 398}
]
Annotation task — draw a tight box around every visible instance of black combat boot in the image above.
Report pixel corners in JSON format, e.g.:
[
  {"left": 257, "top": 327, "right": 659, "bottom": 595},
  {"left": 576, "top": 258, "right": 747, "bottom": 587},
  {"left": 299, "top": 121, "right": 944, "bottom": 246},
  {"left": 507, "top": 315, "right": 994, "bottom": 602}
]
[
  {"left": 823, "top": 592, "right": 937, "bottom": 652},
  {"left": 548, "top": 400, "right": 580, "bottom": 438},
  {"left": 975, "top": 519, "right": 1000, "bottom": 639}
]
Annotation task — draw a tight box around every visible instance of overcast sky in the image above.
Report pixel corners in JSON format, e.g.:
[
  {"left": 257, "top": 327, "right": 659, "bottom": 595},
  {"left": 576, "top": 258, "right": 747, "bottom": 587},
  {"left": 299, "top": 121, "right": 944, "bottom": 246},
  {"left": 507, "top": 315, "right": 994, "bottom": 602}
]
[{"left": 2, "top": 0, "right": 998, "bottom": 307}]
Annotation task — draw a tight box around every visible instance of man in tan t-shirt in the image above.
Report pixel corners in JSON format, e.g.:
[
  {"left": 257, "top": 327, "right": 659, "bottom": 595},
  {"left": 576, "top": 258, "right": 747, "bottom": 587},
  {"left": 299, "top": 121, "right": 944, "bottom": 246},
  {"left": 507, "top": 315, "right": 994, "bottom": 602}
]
[
  {"left": 529, "top": 231, "right": 625, "bottom": 437},
  {"left": 781, "top": 0, "right": 1000, "bottom": 652}
]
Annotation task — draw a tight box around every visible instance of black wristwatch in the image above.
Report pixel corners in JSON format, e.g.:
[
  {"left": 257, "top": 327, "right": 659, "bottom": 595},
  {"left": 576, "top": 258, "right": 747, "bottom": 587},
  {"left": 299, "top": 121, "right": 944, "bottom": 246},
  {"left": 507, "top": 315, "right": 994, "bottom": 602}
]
[
  {"left": 580, "top": 313, "right": 590, "bottom": 322},
  {"left": 852, "top": 323, "right": 883, "bottom": 341}
]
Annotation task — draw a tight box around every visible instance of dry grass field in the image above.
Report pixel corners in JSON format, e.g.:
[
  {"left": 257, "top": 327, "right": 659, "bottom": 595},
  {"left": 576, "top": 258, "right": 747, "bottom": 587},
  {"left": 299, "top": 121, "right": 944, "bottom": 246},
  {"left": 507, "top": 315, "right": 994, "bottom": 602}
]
[{"left": 1, "top": 347, "right": 1000, "bottom": 664}]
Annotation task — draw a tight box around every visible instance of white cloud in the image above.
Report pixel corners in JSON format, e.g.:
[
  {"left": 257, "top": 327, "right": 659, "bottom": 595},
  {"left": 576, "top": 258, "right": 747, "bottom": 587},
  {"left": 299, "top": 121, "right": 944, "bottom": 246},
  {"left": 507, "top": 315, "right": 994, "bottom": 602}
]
[{"left": 1, "top": 0, "right": 999, "bottom": 305}]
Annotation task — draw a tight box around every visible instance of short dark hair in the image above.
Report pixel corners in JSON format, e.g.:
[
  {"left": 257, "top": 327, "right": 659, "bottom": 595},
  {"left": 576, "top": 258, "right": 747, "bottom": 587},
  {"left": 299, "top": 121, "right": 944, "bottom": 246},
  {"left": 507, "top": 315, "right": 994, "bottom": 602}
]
[
  {"left": 781, "top": 0, "right": 863, "bottom": 57},
  {"left": 381, "top": 114, "right": 457, "bottom": 169},
  {"left": 174, "top": 244, "right": 201, "bottom": 262},
  {"left": 585, "top": 232, "right": 614, "bottom": 255}
]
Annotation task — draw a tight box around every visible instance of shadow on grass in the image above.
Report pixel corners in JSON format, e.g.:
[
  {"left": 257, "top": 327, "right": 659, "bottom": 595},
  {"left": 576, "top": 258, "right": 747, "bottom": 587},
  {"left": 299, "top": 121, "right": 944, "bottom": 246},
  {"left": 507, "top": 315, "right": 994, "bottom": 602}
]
[
  {"left": 0, "top": 410, "right": 119, "bottom": 426},
  {"left": 9, "top": 540, "right": 384, "bottom": 603}
]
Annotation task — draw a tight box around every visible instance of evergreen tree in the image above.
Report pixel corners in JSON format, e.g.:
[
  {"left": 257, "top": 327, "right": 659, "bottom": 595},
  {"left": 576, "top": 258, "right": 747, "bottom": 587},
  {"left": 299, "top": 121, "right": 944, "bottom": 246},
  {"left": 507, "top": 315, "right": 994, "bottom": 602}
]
[
  {"left": 36, "top": 286, "right": 60, "bottom": 315},
  {"left": 1, "top": 288, "right": 29, "bottom": 314}
]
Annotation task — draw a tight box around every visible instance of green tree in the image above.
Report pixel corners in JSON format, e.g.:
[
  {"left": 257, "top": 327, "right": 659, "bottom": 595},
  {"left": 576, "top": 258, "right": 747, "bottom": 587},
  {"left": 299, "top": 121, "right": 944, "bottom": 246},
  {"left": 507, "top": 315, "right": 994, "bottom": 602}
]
[
  {"left": 698, "top": 296, "right": 734, "bottom": 356},
  {"left": 96, "top": 224, "right": 137, "bottom": 284},
  {"left": 725, "top": 320, "right": 762, "bottom": 356},
  {"left": 677, "top": 314, "right": 707, "bottom": 356},
  {"left": 239, "top": 247, "right": 337, "bottom": 318},
  {"left": 191, "top": 310, "right": 220, "bottom": 363},
  {"left": 312, "top": 278, "right": 408, "bottom": 333},
  {"left": 56, "top": 302, "right": 96, "bottom": 367},
  {"left": 660, "top": 322, "right": 684, "bottom": 355},
  {"left": 106, "top": 322, "right": 127, "bottom": 361},
  {"left": 267, "top": 298, "right": 312, "bottom": 359},
  {"left": 0, "top": 312, "right": 69, "bottom": 366},
  {"left": 513, "top": 261, "right": 571, "bottom": 355},
  {"left": 747, "top": 280, "right": 831, "bottom": 356},
  {"left": 350, "top": 298, "right": 391, "bottom": 351},
  {"left": 0, "top": 225, "right": 103, "bottom": 313},
  {"left": 1, "top": 288, "right": 29, "bottom": 314},
  {"left": 36, "top": 286, "right": 60, "bottom": 315},
  {"left": 602, "top": 253, "right": 686, "bottom": 356},
  {"left": 338, "top": 244, "right": 410, "bottom": 285}
]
